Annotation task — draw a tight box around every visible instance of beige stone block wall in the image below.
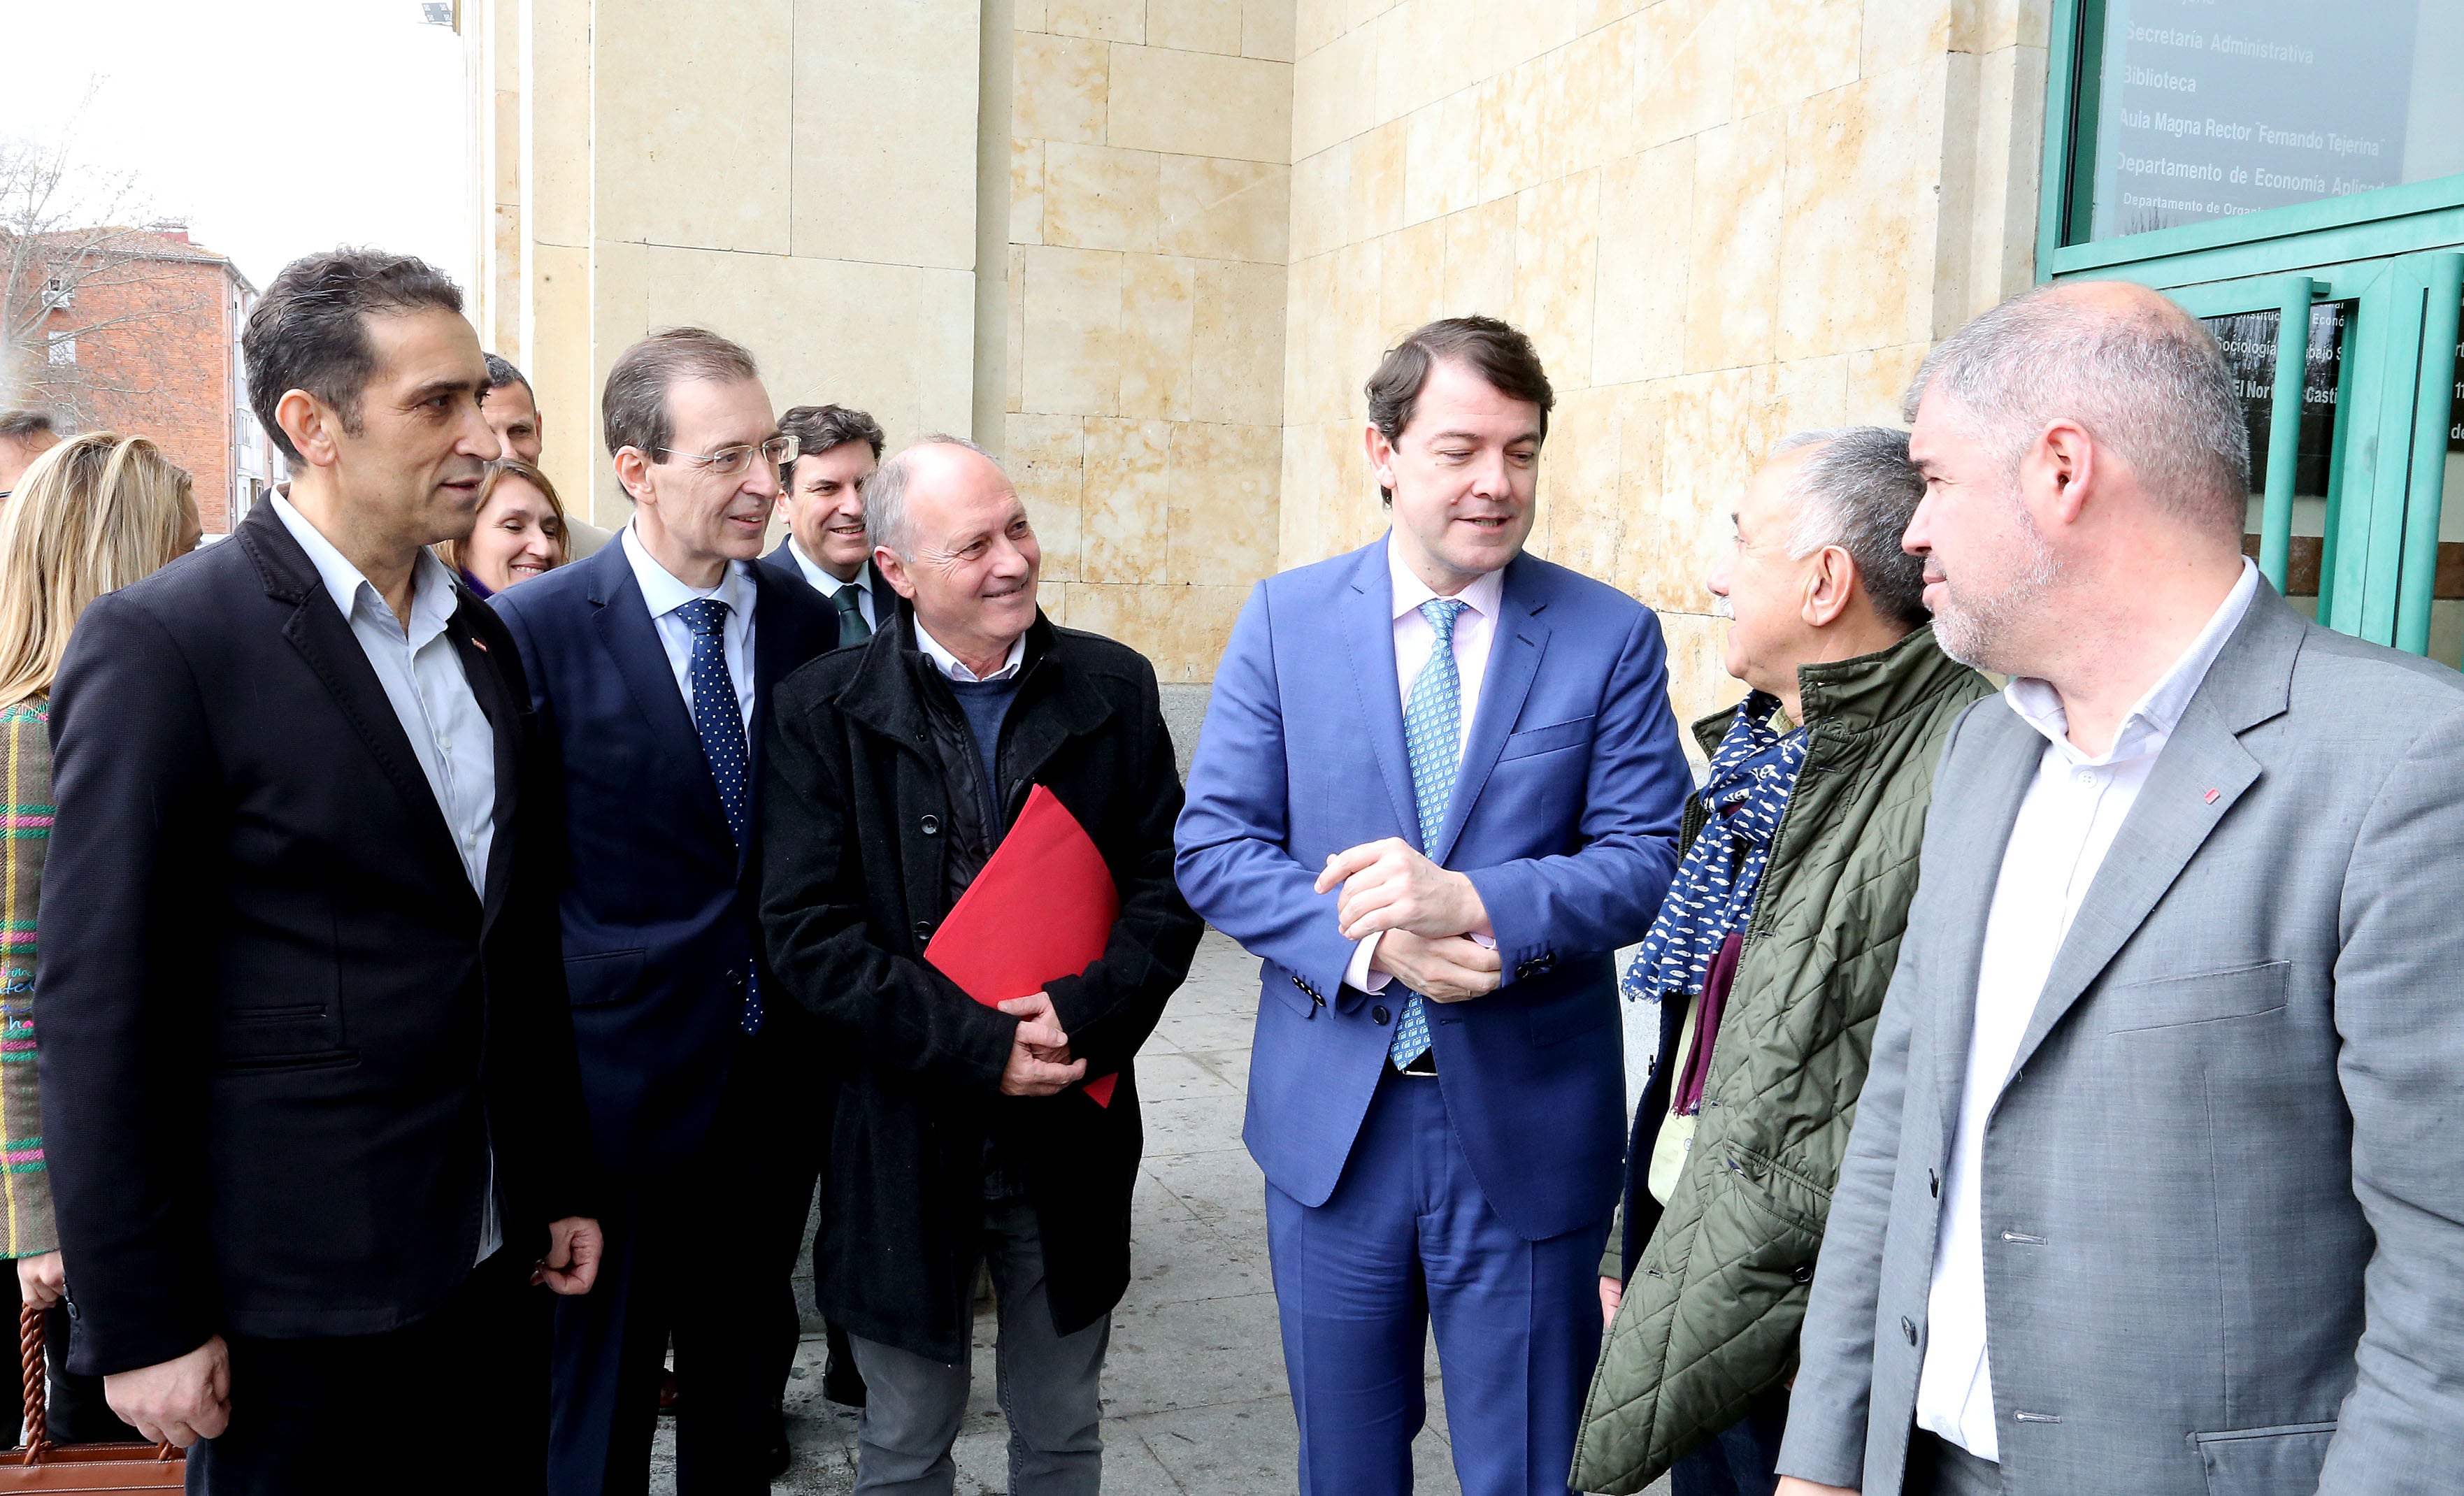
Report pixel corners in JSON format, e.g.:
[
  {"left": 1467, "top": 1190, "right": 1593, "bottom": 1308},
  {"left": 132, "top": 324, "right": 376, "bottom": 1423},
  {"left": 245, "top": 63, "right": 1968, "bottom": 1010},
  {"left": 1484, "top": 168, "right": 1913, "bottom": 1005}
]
[
  {"left": 1277, "top": 0, "right": 2051, "bottom": 726},
  {"left": 1005, "top": 1, "right": 1297, "bottom": 683},
  {"left": 468, "top": 0, "right": 984, "bottom": 533}
]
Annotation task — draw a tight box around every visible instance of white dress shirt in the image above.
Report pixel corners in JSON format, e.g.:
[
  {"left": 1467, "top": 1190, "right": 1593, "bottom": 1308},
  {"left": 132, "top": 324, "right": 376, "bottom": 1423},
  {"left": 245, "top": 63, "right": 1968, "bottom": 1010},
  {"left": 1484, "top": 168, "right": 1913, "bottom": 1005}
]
[
  {"left": 271, "top": 494, "right": 503, "bottom": 1260},
  {"left": 1344, "top": 532, "right": 1506, "bottom": 993},
  {"left": 622, "top": 521, "right": 758, "bottom": 732},
  {"left": 914, "top": 619, "right": 1026, "bottom": 682},
  {"left": 1916, "top": 559, "right": 2259, "bottom": 1460},
  {"left": 788, "top": 538, "right": 880, "bottom": 632}
]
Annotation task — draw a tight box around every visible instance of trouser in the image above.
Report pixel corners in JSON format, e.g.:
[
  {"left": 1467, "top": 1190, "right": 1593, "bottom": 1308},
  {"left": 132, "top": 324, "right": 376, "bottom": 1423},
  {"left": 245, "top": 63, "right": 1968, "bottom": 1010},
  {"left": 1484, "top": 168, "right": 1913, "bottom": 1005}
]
[
  {"left": 1264, "top": 1067, "right": 1608, "bottom": 1496},
  {"left": 6, "top": 1300, "right": 142, "bottom": 1446},
  {"left": 550, "top": 1030, "right": 805, "bottom": 1496},
  {"left": 1670, "top": 1386, "right": 1789, "bottom": 1496},
  {"left": 187, "top": 1247, "right": 551, "bottom": 1495},
  {"left": 1906, "top": 1430, "right": 2004, "bottom": 1496},
  {"left": 847, "top": 1197, "right": 1108, "bottom": 1496}
]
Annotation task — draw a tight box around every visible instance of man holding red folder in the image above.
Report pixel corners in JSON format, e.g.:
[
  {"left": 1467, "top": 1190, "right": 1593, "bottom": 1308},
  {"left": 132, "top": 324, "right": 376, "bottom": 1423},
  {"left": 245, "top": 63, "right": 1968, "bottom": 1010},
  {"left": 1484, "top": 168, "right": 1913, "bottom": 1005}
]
[{"left": 762, "top": 434, "right": 1201, "bottom": 1496}]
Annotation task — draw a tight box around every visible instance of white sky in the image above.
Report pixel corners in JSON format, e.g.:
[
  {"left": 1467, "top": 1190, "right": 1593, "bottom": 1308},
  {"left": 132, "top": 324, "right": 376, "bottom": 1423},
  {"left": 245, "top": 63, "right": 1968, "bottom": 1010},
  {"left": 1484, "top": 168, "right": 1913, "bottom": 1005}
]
[{"left": 2, "top": 0, "right": 472, "bottom": 296}]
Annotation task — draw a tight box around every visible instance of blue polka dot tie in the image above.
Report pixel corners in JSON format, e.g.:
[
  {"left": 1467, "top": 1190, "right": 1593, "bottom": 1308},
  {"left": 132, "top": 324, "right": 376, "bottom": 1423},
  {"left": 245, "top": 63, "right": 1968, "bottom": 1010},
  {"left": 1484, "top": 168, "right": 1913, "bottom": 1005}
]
[
  {"left": 1390, "top": 598, "right": 1467, "bottom": 1071},
  {"left": 680, "top": 598, "right": 761, "bottom": 1035}
]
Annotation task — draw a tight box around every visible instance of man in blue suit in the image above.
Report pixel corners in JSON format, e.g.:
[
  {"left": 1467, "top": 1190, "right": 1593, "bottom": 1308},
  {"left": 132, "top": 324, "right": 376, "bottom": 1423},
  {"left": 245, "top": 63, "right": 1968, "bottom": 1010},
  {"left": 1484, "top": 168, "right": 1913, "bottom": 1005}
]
[
  {"left": 1176, "top": 316, "right": 1693, "bottom": 1496},
  {"left": 493, "top": 328, "right": 839, "bottom": 1495}
]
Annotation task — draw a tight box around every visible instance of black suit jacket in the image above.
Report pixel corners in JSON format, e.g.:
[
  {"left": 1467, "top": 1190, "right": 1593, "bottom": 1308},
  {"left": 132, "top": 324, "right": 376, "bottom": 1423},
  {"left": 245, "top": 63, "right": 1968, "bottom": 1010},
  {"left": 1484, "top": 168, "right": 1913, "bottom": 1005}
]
[
  {"left": 757, "top": 539, "right": 891, "bottom": 635},
  {"left": 37, "top": 503, "right": 592, "bottom": 1375},
  {"left": 492, "top": 541, "right": 837, "bottom": 1180}
]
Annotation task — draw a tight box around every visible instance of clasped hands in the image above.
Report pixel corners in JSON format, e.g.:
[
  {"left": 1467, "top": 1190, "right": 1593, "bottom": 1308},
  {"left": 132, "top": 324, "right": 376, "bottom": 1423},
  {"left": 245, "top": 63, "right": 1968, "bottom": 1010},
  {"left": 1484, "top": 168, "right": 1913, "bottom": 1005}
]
[
  {"left": 1315, "top": 837, "right": 1500, "bottom": 1002},
  {"left": 998, "top": 991, "right": 1084, "bottom": 1096}
]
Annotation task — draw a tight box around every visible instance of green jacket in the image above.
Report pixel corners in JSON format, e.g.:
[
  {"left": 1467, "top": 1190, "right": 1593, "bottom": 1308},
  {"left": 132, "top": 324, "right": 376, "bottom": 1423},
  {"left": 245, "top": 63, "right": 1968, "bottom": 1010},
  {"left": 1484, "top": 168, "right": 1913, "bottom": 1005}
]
[{"left": 1571, "top": 626, "right": 1993, "bottom": 1493}]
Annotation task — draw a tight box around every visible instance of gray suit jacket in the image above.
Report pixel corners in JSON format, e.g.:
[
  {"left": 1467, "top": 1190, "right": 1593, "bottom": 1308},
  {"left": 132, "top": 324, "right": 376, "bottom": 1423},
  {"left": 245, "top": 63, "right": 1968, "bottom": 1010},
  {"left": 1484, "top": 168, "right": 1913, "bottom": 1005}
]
[{"left": 1777, "top": 586, "right": 2464, "bottom": 1496}]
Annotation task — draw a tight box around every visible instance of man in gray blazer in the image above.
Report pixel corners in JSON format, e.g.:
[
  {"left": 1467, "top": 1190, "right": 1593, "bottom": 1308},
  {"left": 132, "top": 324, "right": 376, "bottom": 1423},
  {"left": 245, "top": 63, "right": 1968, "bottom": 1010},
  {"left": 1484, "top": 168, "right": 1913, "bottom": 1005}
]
[{"left": 1773, "top": 280, "right": 2464, "bottom": 1496}]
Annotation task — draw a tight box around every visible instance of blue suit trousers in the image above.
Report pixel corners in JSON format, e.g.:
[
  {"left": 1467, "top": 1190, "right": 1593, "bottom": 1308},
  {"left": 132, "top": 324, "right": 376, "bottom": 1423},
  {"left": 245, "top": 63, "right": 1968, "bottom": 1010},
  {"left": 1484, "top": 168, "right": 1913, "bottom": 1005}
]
[{"left": 1264, "top": 1067, "right": 1608, "bottom": 1496}]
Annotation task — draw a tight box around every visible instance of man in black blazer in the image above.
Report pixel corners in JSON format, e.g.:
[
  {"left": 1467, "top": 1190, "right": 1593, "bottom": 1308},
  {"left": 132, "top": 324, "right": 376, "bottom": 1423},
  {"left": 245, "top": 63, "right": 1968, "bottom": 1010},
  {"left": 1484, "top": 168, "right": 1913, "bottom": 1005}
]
[
  {"left": 491, "top": 329, "right": 838, "bottom": 1496},
  {"left": 759, "top": 403, "right": 892, "bottom": 640},
  {"left": 38, "top": 250, "right": 601, "bottom": 1490}
]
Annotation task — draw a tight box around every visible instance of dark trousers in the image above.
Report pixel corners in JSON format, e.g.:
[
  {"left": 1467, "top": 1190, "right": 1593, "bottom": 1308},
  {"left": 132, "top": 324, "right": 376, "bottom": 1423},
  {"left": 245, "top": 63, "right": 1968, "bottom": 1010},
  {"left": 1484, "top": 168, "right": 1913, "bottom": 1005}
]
[
  {"left": 6, "top": 1302, "right": 142, "bottom": 1446},
  {"left": 1906, "top": 1431, "right": 2003, "bottom": 1496},
  {"left": 187, "top": 1247, "right": 552, "bottom": 1495},
  {"left": 1265, "top": 1067, "right": 1607, "bottom": 1496},
  {"left": 1670, "top": 1386, "right": 1789, "bottom": 1496},
  {"left": 550, "top": 1030, "right": 807, "bottom": 1496}
]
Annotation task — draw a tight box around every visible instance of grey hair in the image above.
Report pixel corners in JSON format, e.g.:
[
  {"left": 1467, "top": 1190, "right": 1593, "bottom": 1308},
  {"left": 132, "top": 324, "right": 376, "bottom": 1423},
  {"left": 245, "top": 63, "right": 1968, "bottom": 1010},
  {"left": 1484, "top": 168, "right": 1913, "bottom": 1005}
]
[
  {"left": 1902, "top": 281, "right": 2249, "bottom": 536},
  {"left": 1773, "top": 426, "right": 1931, "bottom": 630},
  {"left": 864, "top": 433, "right": 1007, "bottom": 556}
]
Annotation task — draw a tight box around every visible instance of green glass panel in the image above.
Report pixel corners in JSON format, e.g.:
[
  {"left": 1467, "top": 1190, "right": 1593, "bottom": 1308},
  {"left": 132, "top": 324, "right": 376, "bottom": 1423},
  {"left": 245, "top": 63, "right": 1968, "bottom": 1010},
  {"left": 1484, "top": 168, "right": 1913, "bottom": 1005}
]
[
  {"left": 2202, "top": 301, "right": 2347, "bottom": 607},
  {"left": 2077, "top": 0, "right": 2464, "bottom": 245}
]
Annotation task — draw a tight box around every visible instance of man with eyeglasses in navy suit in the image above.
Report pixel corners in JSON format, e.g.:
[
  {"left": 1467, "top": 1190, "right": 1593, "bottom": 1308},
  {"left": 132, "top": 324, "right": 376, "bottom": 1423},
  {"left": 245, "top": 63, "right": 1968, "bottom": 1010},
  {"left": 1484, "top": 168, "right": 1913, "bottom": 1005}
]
[{"left": 492, "top": 327, "right": 840, "bottom": 1495}]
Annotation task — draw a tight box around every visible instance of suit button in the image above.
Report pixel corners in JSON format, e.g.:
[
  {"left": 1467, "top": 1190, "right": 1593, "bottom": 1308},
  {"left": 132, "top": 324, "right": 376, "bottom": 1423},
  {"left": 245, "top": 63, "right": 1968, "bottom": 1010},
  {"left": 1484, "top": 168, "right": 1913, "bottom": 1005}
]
[
  {"left": 1929, "top": 1170, "right": 1940, "bottom": 1198},
  {"left": 920, "top": 814, "right": 940, "bottom": 837},
  {"left": 1792, "top": 1264, "right": 1814, "bottom": 1285},
  {"left": 1901, "top": 1316, "right": 1918, "bottom": 1346},
  {"left": 1372, "top": 1005, "right": 1391, "bottom": 1025},
  {"left": 912, "top": 919, "right": 933, "bottom": 940}
]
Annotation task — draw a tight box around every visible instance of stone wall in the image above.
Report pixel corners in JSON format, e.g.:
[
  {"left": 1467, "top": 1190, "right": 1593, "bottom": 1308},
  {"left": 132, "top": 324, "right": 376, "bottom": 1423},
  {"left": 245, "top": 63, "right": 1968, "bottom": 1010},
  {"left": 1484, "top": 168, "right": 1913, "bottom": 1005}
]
[
  {"left": 1275, "top": 0, "right": 2051, "bottom": 724},
  {"left": 468, "top": 0, "right": 2051, "bottom": 718},
  {"left": 1003, "top": 1, "right": 1298, "bottom": 684}
]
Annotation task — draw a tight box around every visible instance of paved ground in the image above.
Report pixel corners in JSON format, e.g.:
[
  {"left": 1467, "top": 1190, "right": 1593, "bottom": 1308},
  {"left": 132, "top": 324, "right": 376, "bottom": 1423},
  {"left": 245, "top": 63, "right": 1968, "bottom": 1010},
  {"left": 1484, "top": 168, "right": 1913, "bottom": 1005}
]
[{"left": 657, "top": 928, "right": 1669, "bottom": 1495}]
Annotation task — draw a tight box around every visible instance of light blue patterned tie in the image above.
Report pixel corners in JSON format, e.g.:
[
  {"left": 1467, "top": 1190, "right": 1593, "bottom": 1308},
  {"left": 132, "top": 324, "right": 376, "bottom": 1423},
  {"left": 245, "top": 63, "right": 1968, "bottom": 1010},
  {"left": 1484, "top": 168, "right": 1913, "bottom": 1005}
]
[
  {"left": 680, "top": 598, "right": 761, "bottom": 1035},
  {"left": 1390, "top": 598, "right": 1467, "bottom": 1070}
]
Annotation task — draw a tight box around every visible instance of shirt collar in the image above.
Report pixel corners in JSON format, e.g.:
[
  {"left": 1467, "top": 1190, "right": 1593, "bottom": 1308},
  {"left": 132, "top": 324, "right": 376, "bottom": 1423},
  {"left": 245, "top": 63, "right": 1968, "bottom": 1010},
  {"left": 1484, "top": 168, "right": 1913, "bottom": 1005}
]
[
  {"left": 2004, "top": 557, "right": 2261, "bottom": 766},
  {"left": 912, "top": 619, "right": 1025, "bottom": 683},
  {"left": 270, "top": 494, "right": 459, "bottom": 644},
  {"left": 623, "top": 518, "right": 754, "bottom": 624},
  {"left": 1385, "top": 529, "right": 1505, "bottom": 624},
  {"left": 788, "top": 535, "right": 868, "bottom": 597}
]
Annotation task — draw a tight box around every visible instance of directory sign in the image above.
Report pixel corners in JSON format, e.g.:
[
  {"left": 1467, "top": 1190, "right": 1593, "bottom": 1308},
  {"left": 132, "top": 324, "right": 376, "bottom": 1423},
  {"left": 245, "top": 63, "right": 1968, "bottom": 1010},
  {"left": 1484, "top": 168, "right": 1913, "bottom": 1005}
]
[{"left": 2087, "top": 0, "right": 2430, "bottom": 240}]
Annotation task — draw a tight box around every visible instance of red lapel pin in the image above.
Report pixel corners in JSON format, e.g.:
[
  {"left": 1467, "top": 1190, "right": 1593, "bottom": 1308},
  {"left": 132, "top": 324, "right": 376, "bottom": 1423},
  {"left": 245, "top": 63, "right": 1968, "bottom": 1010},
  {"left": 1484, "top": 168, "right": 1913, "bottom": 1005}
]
[
  {"left": 2203, "top": 787, "right": 2219, "bottom": 804},
  {"left": 471, "top": 636, "right": 489, "bottom": 652}
]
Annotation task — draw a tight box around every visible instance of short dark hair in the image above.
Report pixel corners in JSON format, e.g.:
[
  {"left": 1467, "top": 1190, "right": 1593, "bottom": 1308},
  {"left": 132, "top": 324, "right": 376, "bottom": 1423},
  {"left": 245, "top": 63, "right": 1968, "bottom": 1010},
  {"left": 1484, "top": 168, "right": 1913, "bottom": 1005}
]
[
  {"left": 1363, "top": 316, "right": 1554, "bottom": 504},
  {"left": 483, "top": 352, "right": 531, "bottom": 395},
  {"left": 778, "top": 404, "right": 885, "bottom": 471},
  {"left": 243, "top": 249, "right": 465, "bottom": 464},
  {"left": 601, "top": 327, "right": 761, "bottom": 461},
  {"left": 0, "top": 410, "right": 55, "bottom": 443}
]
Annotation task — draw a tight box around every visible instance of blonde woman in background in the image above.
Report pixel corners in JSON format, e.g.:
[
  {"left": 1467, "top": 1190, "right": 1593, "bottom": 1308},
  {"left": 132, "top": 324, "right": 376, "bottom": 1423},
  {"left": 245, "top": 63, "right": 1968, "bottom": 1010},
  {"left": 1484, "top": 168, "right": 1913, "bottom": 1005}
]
[
  {"left": 0, "top": 433, "right": 199, "bottom": 1443},
  {"left": 436, "top": 457, "right": 569, "bottom": 597}
]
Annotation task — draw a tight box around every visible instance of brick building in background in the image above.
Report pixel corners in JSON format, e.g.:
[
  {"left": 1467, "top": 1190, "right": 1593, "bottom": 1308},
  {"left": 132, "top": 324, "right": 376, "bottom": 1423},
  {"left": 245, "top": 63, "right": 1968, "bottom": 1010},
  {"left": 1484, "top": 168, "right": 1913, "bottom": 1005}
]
[{"left": 23, "top": 228, "right": 275, "bottom": 535}]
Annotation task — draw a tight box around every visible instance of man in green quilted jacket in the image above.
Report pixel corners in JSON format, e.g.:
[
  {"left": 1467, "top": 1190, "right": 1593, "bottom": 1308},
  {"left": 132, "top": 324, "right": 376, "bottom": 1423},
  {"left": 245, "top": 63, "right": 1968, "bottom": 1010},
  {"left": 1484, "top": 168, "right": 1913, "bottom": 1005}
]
[{"left": 1572, "top": 428, "right": 1993, "bottom": 1496}]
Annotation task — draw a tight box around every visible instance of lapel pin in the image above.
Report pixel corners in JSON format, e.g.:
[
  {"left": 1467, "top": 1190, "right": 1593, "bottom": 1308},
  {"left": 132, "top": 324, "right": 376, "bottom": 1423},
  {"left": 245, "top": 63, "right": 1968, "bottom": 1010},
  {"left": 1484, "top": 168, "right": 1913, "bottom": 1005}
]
[
  {"left": 2203, "top": 787, "right": 2219, "bottom": 804},
  {"left": 471, "top": 636, "right": 489, "bottom": 652}
]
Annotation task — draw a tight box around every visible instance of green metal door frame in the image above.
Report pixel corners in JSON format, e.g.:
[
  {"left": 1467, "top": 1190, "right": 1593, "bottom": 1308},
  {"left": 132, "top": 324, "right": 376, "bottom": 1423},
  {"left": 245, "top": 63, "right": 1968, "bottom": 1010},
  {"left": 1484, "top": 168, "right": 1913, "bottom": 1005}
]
[{"left": 2037, "top": 0, "right": 2464, "bottom": 654}]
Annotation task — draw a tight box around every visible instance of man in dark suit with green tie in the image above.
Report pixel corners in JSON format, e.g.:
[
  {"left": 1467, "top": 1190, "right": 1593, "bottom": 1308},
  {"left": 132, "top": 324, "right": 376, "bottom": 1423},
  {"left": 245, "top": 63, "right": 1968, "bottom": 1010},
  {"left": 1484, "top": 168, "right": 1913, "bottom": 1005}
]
[{"left": 762, "top": 405, "right": 892, "bottom": 645}]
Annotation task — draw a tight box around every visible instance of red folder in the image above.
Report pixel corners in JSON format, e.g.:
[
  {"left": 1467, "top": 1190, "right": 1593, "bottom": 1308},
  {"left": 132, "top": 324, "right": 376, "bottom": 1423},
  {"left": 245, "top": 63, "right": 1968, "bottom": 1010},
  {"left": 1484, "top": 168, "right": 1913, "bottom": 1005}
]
[{"left": 924, "top": 784, "right": 1122, "bottom": 1107}]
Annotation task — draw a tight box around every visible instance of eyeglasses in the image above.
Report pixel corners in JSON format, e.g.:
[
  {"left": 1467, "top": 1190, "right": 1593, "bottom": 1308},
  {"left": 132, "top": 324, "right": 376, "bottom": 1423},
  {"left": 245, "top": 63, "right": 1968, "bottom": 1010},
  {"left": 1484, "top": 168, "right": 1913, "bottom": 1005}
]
[{"left": 656, "top": 434, "right": 799, "bottom": 478}]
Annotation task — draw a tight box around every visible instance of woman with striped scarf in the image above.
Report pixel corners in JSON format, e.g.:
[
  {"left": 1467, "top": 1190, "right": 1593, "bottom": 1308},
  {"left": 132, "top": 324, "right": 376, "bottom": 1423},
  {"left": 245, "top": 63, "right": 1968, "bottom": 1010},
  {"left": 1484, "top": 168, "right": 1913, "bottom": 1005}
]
[{"left": 0, "top": 431, "right": 199, "bottom": 1442}]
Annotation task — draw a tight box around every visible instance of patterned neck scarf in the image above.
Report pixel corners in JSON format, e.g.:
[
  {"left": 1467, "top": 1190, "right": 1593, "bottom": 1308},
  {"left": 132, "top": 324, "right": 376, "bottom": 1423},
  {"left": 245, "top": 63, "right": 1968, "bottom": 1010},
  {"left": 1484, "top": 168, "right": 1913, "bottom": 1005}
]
[{"left": 1622, "top": 692, "right": 1810, "bottom": 1005}]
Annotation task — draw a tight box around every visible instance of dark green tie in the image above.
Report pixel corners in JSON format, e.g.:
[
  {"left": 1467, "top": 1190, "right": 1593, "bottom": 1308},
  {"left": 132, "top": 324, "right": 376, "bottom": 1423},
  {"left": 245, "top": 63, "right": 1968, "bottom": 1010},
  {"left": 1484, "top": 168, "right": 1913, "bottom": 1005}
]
[{"left": 833, "top": 582, "right": 871, "bottom": 644}]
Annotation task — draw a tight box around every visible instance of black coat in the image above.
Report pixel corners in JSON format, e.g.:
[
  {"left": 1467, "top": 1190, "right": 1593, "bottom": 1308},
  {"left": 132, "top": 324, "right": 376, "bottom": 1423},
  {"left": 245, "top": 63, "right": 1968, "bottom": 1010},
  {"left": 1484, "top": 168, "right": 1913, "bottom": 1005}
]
[
  {"left": 36, "top": 504, "right": 592, "bottom": 1375},
  {"left": 761, "top": 613, "right": 1200, "bottom": 1361}
]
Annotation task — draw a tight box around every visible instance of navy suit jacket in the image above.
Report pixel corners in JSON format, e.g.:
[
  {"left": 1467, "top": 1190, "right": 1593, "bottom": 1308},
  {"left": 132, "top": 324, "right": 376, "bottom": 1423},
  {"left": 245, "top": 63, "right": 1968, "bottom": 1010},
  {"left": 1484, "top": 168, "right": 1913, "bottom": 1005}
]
[
  {"left": 1175, "top": 538, "right": 1691, "bottom": 1241},
  {"left": 758, "top": 538, "right": 894, "bottom": 629},
  {"left": 493, "top": 540, "right": 838, "bottom": 1178}
]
